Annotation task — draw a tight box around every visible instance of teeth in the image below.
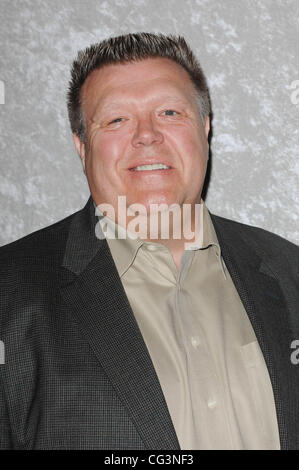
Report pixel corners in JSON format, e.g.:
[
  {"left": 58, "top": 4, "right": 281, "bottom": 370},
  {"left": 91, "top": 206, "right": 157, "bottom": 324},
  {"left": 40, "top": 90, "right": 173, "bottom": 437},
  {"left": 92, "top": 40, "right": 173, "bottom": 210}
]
[{"left": 133, "top": 163, "right": 170, "bottom": 171}]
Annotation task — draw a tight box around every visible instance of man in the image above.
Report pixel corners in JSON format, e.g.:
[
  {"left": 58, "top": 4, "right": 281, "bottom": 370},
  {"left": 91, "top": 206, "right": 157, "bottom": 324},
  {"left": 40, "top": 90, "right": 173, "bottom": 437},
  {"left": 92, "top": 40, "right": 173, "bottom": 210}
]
[{"left": 0, "top": 33, "right": 298, "bottom": 450}]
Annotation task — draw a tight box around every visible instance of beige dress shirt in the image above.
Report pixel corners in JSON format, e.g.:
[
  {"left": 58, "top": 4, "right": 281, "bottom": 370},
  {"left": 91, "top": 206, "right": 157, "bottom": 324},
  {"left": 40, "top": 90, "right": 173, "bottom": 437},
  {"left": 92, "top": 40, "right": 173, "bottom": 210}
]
[{"left": 97, "top": 200, "right": 280, "bottom": 450}]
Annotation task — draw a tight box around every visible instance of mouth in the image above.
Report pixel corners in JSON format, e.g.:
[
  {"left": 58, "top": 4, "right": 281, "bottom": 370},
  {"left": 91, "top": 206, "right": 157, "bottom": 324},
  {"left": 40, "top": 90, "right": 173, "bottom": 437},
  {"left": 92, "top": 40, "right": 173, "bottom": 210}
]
[{"left": 129, "top": 163, "right": 172, "bottom": 172}]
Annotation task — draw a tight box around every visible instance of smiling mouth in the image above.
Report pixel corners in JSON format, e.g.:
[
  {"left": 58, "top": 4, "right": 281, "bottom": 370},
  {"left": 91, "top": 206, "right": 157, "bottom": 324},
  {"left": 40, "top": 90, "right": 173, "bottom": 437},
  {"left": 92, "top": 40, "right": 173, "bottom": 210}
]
[{"left": 130, "top": 163, "right": 171, "bottom": 171}]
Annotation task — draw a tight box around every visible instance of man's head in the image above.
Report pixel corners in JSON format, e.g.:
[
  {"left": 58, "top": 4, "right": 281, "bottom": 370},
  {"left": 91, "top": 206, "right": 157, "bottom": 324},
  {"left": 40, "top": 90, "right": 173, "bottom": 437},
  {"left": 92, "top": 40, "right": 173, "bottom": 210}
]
[{"left": 67, "top": 33, "right": 211, "bottom": 217}]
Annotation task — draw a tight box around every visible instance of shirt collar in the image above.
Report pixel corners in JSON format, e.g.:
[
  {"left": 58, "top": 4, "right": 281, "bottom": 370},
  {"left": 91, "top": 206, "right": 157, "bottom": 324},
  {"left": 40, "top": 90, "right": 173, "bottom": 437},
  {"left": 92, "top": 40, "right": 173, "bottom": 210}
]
[{"left": 94, "top": 199, "right": 225, "bottom": 279}]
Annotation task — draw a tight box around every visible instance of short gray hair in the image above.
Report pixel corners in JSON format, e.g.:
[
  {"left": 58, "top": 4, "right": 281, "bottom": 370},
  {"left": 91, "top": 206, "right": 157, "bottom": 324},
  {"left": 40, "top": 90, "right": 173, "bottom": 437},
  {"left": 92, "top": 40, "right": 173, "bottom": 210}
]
[{"left": 67, "top": 32, "right": 210, "bottom": 142}]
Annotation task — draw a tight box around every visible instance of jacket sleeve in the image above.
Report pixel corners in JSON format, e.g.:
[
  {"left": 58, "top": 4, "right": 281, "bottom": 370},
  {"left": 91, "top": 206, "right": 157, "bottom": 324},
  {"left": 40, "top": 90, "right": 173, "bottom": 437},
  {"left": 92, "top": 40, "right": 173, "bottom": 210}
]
[
  {"left": 0, "top": 257, "right": 13, "bottom": 449},
  {"left": 0, "top": 375, "right": 13, "bottom": 449}
]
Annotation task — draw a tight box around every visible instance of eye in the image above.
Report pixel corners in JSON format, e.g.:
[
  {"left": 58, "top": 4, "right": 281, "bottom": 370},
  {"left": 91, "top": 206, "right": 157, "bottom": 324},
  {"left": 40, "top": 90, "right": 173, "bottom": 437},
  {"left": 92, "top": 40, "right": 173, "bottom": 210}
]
[
  {"left": 108, "top": 117, "right": 125, "bottom": 125},
  {"left": 161, "top": 109, "right": 179, "bottom": 116}
]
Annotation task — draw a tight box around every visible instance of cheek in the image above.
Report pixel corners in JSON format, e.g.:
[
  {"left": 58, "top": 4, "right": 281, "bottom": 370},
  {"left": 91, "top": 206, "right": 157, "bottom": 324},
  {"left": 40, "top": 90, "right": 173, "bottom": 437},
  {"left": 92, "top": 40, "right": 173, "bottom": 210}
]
[
  {"left": 170, "top": 127, "right": 208, "bottom": 166},
  {"left": 89, "top": 133, "right": 126, "bottom": 173}
]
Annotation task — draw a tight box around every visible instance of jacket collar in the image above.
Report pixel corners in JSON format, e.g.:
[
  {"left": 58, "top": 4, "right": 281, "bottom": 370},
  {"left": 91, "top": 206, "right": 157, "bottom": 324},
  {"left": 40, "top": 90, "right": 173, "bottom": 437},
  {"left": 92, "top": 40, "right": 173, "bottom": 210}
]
[{"left": 96, "top": 198, "right": 225, "bottom": 279}]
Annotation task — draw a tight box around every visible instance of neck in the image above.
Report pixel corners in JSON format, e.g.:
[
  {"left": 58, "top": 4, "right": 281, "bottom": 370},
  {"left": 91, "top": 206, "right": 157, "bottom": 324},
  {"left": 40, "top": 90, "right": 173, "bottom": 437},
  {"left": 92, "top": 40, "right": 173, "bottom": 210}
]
[
  {"left": 95, "top": 199, "right": 203, "bottom": 270},
  {"left": 147, "top": 237, "right": 187, "bottom": 270},
  {"left": 127, "top": 203, "right": 203, "bottom": 270}
]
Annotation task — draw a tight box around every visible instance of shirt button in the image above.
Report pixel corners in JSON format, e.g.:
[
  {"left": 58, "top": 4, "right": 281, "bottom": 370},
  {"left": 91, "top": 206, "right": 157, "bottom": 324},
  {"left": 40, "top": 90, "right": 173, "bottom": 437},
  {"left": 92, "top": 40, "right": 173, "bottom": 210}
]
[
  {"left": 191, "top": 336, "right": 200, "bottom": 349},
  {"left": 207, "top": 399, "right": 217, "bottom": 409}
]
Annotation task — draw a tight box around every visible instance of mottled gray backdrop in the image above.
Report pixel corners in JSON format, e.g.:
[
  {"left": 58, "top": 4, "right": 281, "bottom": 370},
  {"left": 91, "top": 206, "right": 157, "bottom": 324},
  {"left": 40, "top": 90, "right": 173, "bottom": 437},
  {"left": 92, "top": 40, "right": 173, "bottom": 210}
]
[{"left": 0, "top": 0, "right": 298, "bottom": 246}]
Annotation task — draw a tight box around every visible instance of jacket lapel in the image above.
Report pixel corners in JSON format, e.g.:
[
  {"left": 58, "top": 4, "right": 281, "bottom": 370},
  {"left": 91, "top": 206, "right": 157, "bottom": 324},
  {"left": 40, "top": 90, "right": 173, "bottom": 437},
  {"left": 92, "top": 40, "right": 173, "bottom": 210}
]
[
  {"left": 211, "top": 213, "right": 298, "bottom": 449},
  {"left": 59, "top": 197, "right": 180, "bottom": 450}
]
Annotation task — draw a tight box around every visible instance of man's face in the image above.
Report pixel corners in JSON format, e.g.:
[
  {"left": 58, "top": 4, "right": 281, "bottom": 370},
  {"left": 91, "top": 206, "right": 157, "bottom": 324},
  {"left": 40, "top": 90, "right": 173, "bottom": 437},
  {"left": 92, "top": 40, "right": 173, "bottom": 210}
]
[{"left": 74, "top": 57, "right": 210, "bottom": 217}]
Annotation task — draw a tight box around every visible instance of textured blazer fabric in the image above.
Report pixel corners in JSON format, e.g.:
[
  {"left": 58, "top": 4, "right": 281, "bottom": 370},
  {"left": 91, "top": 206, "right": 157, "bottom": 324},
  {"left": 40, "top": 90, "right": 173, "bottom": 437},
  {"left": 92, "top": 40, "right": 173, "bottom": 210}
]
[{"left": 0, "top": 197, "right": 298, "bottom": 449}]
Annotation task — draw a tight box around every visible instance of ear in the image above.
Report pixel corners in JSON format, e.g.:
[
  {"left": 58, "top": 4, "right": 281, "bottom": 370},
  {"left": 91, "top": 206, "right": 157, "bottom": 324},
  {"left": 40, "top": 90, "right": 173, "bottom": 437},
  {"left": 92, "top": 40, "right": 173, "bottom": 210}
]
[
  {"left": 73, "top": 133, "right": 86, "bottom": 173},
  {"left": 204, "top": 116, "right": 210, "bottom": 139}
]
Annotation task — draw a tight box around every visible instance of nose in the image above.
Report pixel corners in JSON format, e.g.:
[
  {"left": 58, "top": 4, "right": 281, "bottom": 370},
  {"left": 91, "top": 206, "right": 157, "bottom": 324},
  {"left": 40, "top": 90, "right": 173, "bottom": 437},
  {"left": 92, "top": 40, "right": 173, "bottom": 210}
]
[{"left": 131, "top": 116, "right": 164, "bottom": 147}]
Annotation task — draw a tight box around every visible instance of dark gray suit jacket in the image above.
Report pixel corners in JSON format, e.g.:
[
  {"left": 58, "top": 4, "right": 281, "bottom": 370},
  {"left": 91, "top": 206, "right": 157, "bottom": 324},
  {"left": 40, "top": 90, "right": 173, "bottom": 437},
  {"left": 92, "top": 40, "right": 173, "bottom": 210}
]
[{"left": 0, "top": 197, "right": 298, "bottom": 449}]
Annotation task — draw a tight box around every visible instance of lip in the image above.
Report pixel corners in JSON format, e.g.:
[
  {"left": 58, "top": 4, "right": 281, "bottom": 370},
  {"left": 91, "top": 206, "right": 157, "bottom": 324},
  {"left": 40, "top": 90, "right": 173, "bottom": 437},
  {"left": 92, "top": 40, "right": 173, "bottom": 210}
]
[
  {"left": 127, "top": 168, "right": 174, "bottom": 179},
  {"left": 128, "top": 168, "right": 173, "bottom": 176},
  {"left": 128, "top": 160, "right": 173, "bottom": 171}
]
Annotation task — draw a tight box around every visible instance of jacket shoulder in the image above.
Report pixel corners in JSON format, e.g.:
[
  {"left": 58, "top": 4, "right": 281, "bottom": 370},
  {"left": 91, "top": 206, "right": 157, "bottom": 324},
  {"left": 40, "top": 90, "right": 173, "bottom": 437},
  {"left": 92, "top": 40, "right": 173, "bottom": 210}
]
[
  {"left": 0, "top": 207, "right": 83, "bottom": 265},
  {"left": 210, "top": 212, "right": 299, "bottom": 264}
]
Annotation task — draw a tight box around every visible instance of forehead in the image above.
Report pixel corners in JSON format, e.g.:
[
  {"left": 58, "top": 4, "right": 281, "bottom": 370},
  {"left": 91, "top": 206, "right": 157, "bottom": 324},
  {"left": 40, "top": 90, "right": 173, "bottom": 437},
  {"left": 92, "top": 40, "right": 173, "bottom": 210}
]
[{"left": 81, "top": 57, "right": 197, "bottom": 114}]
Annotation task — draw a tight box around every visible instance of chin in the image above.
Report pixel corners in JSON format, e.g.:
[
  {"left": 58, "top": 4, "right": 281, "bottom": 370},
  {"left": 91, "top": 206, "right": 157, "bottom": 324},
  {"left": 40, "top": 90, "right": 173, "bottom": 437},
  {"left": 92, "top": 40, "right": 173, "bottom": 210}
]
[{"left": 130, "top": 193, "right": 179, "bottom": 212}]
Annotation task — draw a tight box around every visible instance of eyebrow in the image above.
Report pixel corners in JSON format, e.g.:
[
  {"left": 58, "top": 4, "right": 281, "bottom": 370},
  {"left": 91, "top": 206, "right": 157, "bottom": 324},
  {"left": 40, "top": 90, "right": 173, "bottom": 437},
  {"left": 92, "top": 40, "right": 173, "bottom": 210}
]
[{"left": 98, "top": 96, "right": 192, "bottom": 113}]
